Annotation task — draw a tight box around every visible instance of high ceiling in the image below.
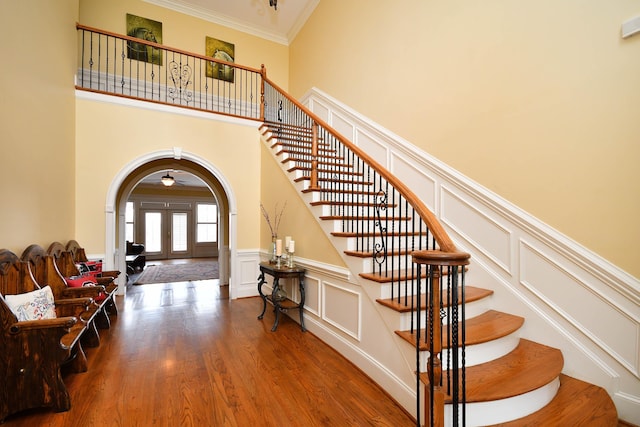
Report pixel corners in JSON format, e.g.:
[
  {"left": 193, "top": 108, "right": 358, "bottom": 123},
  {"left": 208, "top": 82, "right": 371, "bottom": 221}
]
[
  {"left": 138, "top": 0, "right": 320, "bottom": 189},
  {"left": 145, "top": 0, "right": 320, "bottom": 45}
]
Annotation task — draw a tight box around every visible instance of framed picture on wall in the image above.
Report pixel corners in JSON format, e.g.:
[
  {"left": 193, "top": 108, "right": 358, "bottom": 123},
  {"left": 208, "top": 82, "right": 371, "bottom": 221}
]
[
  {"left": 126, "top": 13, "right": 163, "bottom": 65},
  {"left": 205, "top": 36, "right": 235, "bottom": 83}
]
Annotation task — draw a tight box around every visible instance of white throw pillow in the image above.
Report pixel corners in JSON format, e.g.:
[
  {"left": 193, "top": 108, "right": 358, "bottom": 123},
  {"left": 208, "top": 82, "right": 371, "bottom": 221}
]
[{"left": 4, "top": 286, "right": 57, "bottom": 321}]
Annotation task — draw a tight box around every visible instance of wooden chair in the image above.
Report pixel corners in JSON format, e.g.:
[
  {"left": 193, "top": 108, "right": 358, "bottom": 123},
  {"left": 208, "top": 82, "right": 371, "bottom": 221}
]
[
  {"left": 0, "top": 249, "right": 87, "bottom": 421},
  {"left": 47, "top": 242, "right": 118, "bottom": 324},
  {"left": 63, "top": 240, "right": 119, "bottom": 316},
  {"left": 21, "top": 244, "right": 104, "bottom": 342}
]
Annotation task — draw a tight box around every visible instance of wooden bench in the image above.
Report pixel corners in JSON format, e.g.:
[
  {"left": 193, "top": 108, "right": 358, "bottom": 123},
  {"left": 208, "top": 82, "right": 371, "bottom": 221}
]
[
  {"left": 21, "top": 244, "right": 105, "bottom": 342},
  {"left": 47, "top": 242, "right": 118, "bottom": 328},
  {"left": 64, "top": 240, "right": 119, "bottom": 316},
  {"left": 0, "top": 249, "right": 90, "bottom": 421}
]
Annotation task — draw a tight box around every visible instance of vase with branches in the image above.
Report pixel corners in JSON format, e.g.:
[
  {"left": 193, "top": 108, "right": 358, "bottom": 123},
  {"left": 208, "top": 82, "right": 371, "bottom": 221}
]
[{"left": 261, "top": 202, "right": 286, "bottom": 263}]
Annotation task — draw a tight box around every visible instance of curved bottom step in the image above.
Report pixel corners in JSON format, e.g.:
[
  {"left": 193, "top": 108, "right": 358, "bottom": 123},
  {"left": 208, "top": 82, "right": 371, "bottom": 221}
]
[
  {"left": 488, "top": 374, "right": 618, "bottom": 426},
  {"left": 446, "top": 377, "right": 559, "bottom": 426}
]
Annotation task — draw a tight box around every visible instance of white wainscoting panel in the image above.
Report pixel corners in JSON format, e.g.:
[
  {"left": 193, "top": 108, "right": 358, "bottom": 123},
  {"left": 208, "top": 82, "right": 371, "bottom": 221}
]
[
  {"left": 322, "top": 281, "right": 362, "bottom": 341},
  {"left": 390, "top": 152, "right": 438, "bottom": 213},
  {"left": 441, "top": 185, "right": 513, "bottom": 275},
  {"left": 520, "top": 240, "right": 639, "bottom": 376},
  {"left": 303, "top": 274, "right": 321, "bottom": 317},
  {"left": 355, "top": 128, "right": 389, "bottom": 167},
  {"left": 234, "top": 250, "right": 261, "bottom": 299},
  {"left": 331, "top": 112, "right": 355, "bottom": 142}
]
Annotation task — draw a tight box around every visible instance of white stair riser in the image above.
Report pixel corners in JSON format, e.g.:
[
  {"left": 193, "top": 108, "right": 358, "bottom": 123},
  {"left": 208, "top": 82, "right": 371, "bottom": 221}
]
[
  {"left": 396, "top": 294, "right": 493, "bottom": 329},
  {"left": 414, "top": 332, "right": 521, "bottom": 369},
  {"left": 442, "top": 377, "right": 560, "bottom": 426},
  {"left": 342, "top": 236, "right": 431, "bottom": 252}
]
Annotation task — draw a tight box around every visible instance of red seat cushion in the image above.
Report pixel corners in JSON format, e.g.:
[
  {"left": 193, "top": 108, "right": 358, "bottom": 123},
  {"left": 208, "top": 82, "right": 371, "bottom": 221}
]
[{"left": 65, "top": 276, "right": 106, "bottom": 302}]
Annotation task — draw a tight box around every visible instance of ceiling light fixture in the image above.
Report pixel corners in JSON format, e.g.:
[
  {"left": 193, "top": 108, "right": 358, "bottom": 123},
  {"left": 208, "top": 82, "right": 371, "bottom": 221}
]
[
  {"left": 269, "top": 0, "right": 277, "bottom": 10},
  {"left": 161, "top": 172, "right": 175, "bottom": 187}
]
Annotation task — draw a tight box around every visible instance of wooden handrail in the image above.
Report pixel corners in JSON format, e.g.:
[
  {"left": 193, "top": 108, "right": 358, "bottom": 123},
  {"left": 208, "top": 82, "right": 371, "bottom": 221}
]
[{"left": 262, "top": 76, "right": 458, "bottom": 253}]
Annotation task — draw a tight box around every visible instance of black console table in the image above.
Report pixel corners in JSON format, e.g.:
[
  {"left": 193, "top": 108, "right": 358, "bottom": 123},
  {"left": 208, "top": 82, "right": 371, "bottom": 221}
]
[{"left": 257, "top": 262, "right": 306, "bottom": 332}]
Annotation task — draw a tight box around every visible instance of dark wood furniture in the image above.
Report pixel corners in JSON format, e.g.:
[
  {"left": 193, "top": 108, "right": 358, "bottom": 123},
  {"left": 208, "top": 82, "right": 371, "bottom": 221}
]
[
  {"left": 21, "top": 244, "right": 104, "bottom": 341},
  {"left": 48, "top": 241, "right": 119, "bottom": 320},
  {"left": 257, "top": 262, "right": 306, "bottom": 332},
  {"left": 0, "top": 249, "right": 89, "bottom": 422}
]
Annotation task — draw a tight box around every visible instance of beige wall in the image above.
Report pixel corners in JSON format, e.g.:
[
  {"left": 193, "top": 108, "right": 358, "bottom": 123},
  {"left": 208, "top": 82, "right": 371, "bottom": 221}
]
[
  {"left": 0, "top": 0, "right": 79, "bottom": 256},
  {"left": 290, "top": 0, "right": 640, "bottom": 278},
  {"left": 79, "top": 0, "right": 289, "bottom": 87},
  {"left": 260, "top": 145, "right": 344, "bottom": 266},
  {"left": 75, "top": 98, "right": 262, "bottom": 253}
]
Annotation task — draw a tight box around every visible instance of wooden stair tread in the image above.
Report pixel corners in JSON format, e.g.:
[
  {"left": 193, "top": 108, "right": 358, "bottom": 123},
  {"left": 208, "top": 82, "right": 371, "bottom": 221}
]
[
  {"left": 488, "top": 374, "right": 618, "bottom": 426},
  {"left": 394, "top": 310, "right": 525, "bottom": 349},
  {"left": 359, "top": 262, "right": 465, "bottom": 283},
  {"left": 276, "top": 147, "right": 336, "bottom": 156},
  {"left": 285, "top": 159, "right": 352, "bottom": 168},
  {"left": 361, "top": 268, "right": 426, "bottom": 282},
  {"left": 260, "top": 121, "right": 312, "bottom": 132},
  {"left": 344, "top": 248, "right": 412, "bottom": 257},
  {"left": 269, "top": 136, "right": 326, "bottom": 145},
  {"left": 318, "top": 201, "right": 396, "bottom": 209},
  {"left": 376, "top": 286, "right": 493, "bottom": 312},
  {"left": 295, "top": 177, "right": 369, "bottom": 185},
  {"left": 334, "top": 230, "right": 425, "bottom": 239},
  {"left": 291, "top": 167, "right": 363, "bottom": 176},
  {"left": 420, "top": 339, "right": 564, "bottom": 403},
  {"left": 304, "top": 188, "right": 380, "bottom": 196}
]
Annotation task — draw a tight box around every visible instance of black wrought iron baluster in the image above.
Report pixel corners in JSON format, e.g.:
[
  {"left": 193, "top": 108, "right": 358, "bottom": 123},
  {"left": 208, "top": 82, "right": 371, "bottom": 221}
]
[
  {"left": 97, "top": 34, "right": 102, "bottom": 91},
  {"left": 88, "top": 31, "right": 94, "bottom": 88},
  {"left": 373, "top": 183, "right": 387, "bottom": 277},
  {"left": 113, "top": 37, "right": 118, "bottom": 92}
]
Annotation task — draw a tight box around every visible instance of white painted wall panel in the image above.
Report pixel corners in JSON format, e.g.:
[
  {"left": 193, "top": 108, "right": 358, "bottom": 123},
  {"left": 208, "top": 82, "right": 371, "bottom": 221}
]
[
  {"left": 330, "top": 112, "right": 355, "bottom": 142},
  {"left": 441, "top": 186, "right": 512, "bottom": 275},
  {"left": 303, "top": 274, "right": 321, "bottom": 317},
  {"left": 322, "top": 281, "right": 361, "bottom": 340},
  {"left": 520, "top": 241, "right": 639, "bottom": 374},
  {"left": 390, "top": 153, "right": 437, "bottom": 212}
]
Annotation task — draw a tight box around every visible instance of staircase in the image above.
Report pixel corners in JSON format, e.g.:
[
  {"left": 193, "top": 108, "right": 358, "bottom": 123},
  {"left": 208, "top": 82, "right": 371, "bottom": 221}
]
[{"left": 259, "top": 120, "right": 619, "bottom": 426}]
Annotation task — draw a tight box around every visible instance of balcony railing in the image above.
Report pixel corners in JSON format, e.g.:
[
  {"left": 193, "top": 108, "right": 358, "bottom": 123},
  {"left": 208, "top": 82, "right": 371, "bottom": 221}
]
[{"left": 76, "top": 23, "right": 264, "bottom": 121}]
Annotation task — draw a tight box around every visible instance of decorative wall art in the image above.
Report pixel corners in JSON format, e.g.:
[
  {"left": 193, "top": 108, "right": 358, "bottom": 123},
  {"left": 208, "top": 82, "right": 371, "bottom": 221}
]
[
  {"left": 205, "top": 36, "right": 235, "bottom": 83},
  {"left": 126, "top": 13, "right": 163, "bottom": 65}
]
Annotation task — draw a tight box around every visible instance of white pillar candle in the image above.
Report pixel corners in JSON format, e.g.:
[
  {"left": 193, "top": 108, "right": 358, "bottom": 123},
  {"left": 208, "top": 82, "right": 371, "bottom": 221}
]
[
  {"left": 285, "top": 236, "right": 291, "bottom": 251},
  {"left": 275, "top": 239, "right": 283, "bottom": 256},
  {"left": 289, "top": 240, "right": 295, "bottom": 253}
]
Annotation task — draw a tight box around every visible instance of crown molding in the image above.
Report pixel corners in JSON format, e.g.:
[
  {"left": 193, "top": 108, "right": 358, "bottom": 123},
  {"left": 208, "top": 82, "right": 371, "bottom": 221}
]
[{"left": 144, "top": 0, "right": 294, "bottom": 45}]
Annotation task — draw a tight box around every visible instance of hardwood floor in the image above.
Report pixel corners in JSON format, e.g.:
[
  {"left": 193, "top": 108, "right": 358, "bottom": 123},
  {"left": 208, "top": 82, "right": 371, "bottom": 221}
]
[{"left": 3, "top": 278, "right": 414, "bottom": 426}]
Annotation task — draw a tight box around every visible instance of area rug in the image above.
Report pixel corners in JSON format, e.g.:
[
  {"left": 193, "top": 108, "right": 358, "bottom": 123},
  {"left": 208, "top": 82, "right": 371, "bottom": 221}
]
[{"left": 133, "top": 262, "right": 219, "bottom": 285}]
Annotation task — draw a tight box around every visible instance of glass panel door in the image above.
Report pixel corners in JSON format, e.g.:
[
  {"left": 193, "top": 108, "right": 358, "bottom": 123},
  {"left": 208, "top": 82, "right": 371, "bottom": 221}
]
[
  {"left": 143, "top": 211, "right": 165, "bottom": 257},
  {"left": 169, "top": 211, "right": 190, "bottom": 258}
]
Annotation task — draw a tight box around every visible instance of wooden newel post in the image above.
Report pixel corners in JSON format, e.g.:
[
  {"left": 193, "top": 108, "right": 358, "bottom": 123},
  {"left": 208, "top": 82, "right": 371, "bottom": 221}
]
[
  {"left": 412, "top": 249, "right": 470, "bottom": 427},
  {"left": 426, "top": 265, "right": 445, "bottom": 427},
  {"left": 310, "top": 121, "right": 319, "bottom": 190}
]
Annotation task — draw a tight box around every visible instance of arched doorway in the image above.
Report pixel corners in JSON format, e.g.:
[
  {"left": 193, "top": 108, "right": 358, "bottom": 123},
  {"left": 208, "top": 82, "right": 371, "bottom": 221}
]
[{"left": 105, "top": 148, "right": 238, "bottom": 298}]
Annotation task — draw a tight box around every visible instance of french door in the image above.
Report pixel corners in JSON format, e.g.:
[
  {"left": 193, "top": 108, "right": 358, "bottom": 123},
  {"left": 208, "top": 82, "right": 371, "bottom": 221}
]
[{"left": 141, "top": 209, "right": 192, "bottom": 260}]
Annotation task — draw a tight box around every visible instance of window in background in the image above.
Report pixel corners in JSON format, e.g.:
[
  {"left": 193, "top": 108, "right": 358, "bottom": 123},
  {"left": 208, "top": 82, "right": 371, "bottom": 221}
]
[
  {"left": 125, "top": 201, "right": 135, "bottom": 242},
  {"left": 197, "top": 203, "right": 217, "bottom": 243},
  {"left": 145, "top": 212, "right": 162, "bottom": 252}
]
